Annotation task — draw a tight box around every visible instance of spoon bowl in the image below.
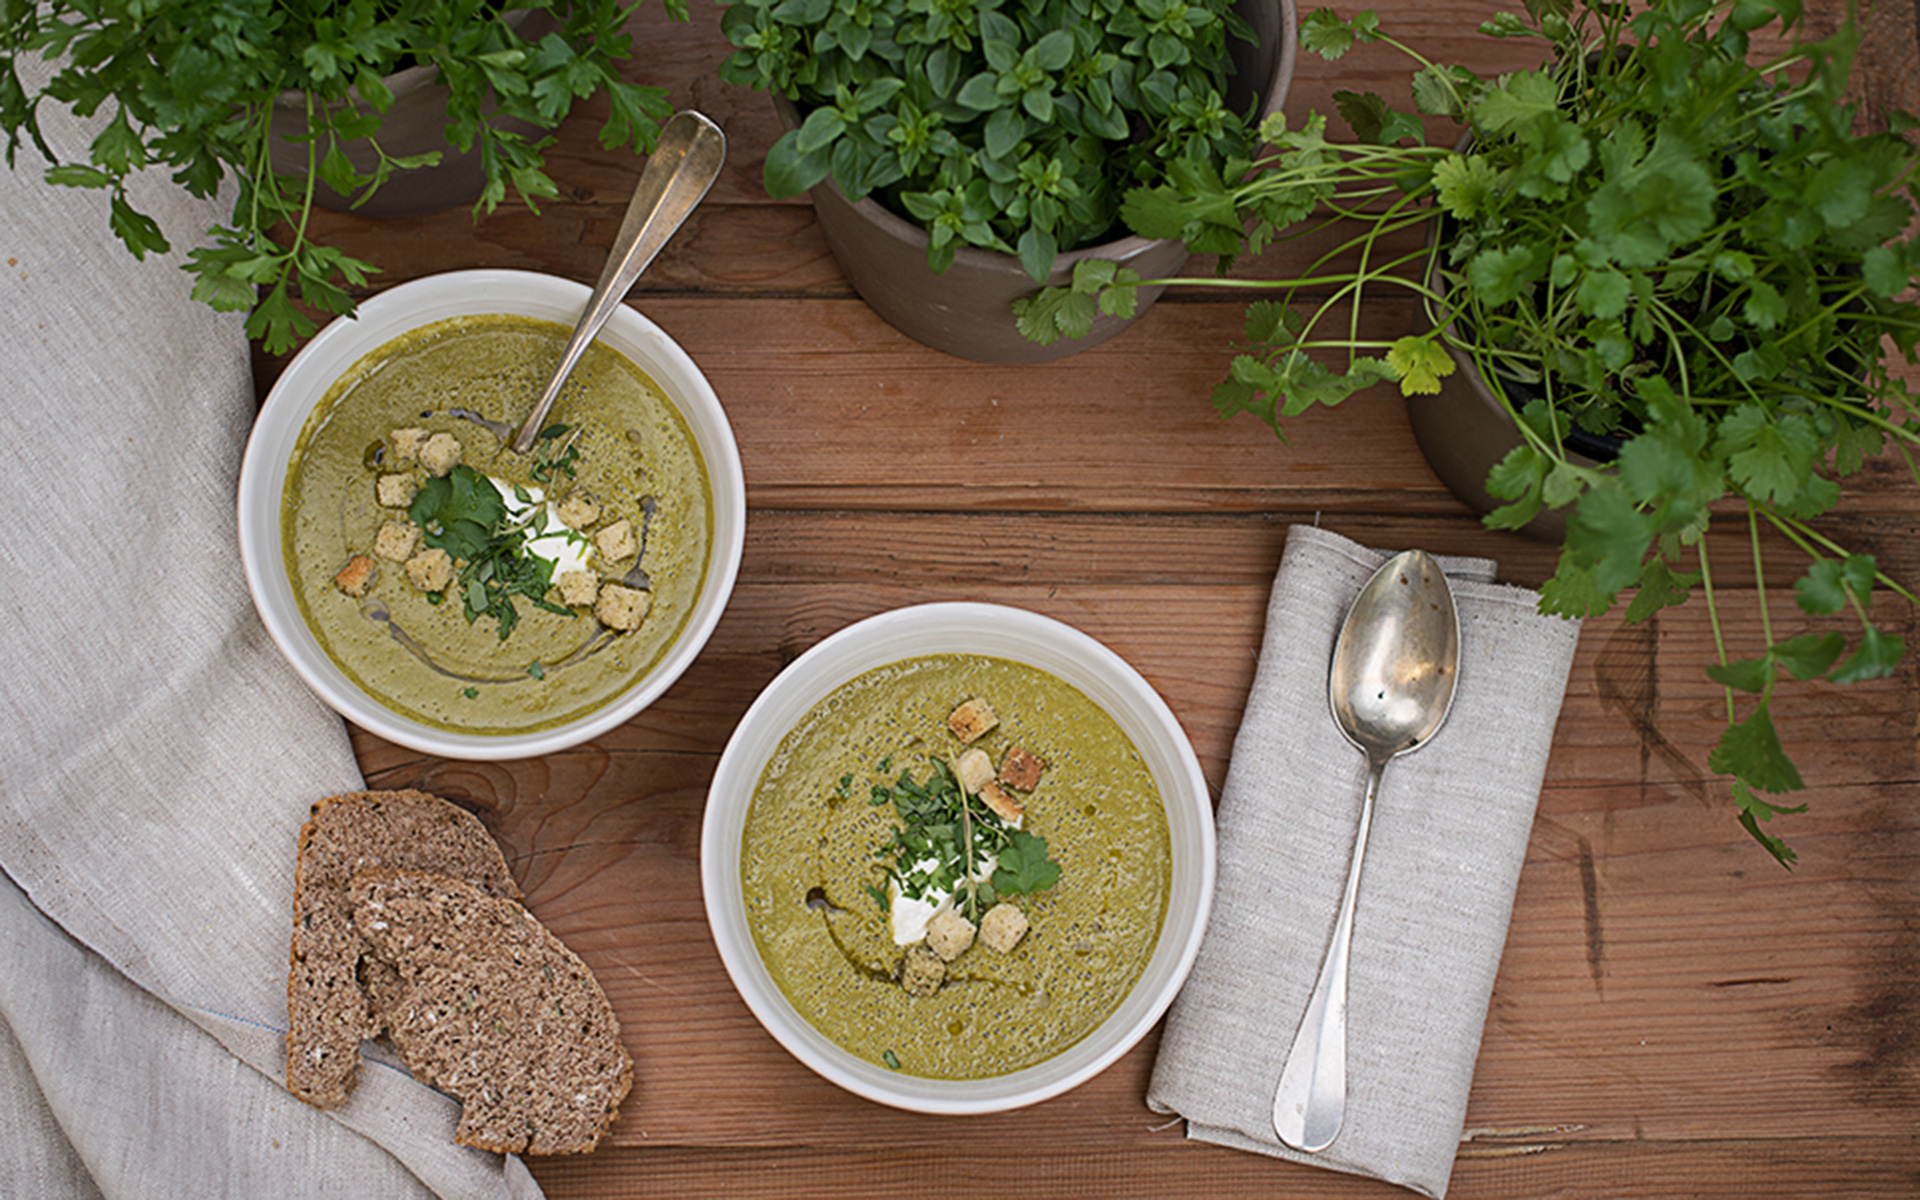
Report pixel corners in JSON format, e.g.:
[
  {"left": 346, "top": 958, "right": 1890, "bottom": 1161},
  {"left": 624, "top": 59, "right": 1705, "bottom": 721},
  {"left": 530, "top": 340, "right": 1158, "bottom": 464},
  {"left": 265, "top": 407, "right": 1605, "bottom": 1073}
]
[{"left": 1273, "top": 549, "right": 1460, "bottom": 1153}]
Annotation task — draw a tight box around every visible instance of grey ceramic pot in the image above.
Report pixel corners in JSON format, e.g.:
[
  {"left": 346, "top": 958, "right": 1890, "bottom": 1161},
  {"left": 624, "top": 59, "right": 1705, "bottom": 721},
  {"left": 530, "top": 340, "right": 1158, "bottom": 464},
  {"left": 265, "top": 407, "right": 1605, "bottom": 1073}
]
[
  {"left": 267, "top": 12, "right": 554, "bottom": 218},
  {"left": 1407, "top": 338, "right": 1620, "bottom": 543},
  {"left": 781, "top": 0, "right": 1299, "bottom": 364}
]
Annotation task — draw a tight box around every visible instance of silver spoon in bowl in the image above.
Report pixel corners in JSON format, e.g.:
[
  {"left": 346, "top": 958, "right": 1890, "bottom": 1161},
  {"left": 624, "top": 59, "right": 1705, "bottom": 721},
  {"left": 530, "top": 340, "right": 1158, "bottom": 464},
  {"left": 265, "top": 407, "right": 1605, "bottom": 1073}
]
[
  {"left": 508, "top": 110, "right": 727, "bottom": 455},
  {"left": 1272, "top": 548, "right": 1461, "bottom": 1153}
]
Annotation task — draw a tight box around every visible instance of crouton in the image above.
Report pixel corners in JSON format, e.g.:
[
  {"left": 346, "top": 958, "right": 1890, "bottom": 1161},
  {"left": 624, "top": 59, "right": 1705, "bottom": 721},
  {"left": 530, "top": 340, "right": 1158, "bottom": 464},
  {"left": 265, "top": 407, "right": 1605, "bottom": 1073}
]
[
  {"left": 418, "top": 432, "right": 463, "bottom": 477},
  {"left": 954, "top": 747, "right": 995, "bottom": 795},
  {"left": 594, "top": 584, "right": 652, "bottom": 632},
  {"left": 978, "top": 902, "right": 1029, "bottom": 954},
  {"left": 947, "top": 698, "right": 997, "bottom": 744},
  {"left": 557, "top": 570, "right": 600, "bottom": 607},
  {"left": 593, "top": 519, "right": 637, "bottom": 563},
  {"left": 373, "top": 520, "right": 420, "bottom": 562},
  {"left": 998, "top": 745, "right": 1048, "bottom": 792},
  {"left": 389, "top": 427, "right": 429, "bottom": 466},
  {"left": 979, "top": 781, "right": 1024, "bottom": 827},
  {"left": 925, "top": 909, "right": 976, "bottom": 962},
  {"left": 556, "top": 493, "right": 600, "bottom": 530},
  {"left": 376, "top": 473, "right": 418, "bottom": 509},
  {"left": 899, "top": 943, "right": 946, "bottom": 997},
  {"left": 405, "top": 548, "right": 453, "bottom": 593},
  {"left": 333, "top": 554, "right": 376, "bottom": 597}
]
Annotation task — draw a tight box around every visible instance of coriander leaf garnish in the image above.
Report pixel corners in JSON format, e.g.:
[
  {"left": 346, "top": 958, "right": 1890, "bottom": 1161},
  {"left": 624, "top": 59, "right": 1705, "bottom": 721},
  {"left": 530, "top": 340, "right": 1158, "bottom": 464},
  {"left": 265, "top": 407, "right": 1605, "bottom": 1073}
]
[
  {"left": 409, "top": 464, "right": 579, "bottom": 641},
  {"left": 867, "top": 757, "right": 1060, "bottom": 923},
  {"left": 993, "top": 830, "right": 1062, "bottom": 896},
  {"left": 530, "top": 423, "right": 581, "bottom": 485}
]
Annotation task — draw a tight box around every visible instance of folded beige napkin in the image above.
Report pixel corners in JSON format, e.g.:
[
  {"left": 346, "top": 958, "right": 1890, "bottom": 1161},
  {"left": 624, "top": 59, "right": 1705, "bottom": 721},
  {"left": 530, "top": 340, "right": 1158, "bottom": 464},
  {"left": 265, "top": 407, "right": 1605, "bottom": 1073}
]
[
  {"left": 0, "top": 70, "right": 539, "bottom": 1200},
  {"left": 1149, "top": 525, "right": 1581, "bottom": 1198}
]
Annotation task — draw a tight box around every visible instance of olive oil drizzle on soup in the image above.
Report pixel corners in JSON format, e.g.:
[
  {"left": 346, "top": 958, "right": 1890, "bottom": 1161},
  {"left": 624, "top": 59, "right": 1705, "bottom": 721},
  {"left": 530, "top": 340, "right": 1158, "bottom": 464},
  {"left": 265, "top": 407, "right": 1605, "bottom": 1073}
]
[
  {"left": 282, "top": 314, "right": 712, "bottom": 734},
  {"left": 741, "top": 654, "right": 1171, "bottom": 1079}
]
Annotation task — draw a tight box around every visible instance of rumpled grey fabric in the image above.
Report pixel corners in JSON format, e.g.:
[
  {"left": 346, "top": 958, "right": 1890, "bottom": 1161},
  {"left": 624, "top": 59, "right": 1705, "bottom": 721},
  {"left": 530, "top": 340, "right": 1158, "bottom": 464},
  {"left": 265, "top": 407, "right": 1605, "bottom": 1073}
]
[
  {"left": 0, "top": 74, "right": 542, "bottom": 1200},
  {"left": 1148, "top": 524, "right": 1582, "bottom": 1198}
]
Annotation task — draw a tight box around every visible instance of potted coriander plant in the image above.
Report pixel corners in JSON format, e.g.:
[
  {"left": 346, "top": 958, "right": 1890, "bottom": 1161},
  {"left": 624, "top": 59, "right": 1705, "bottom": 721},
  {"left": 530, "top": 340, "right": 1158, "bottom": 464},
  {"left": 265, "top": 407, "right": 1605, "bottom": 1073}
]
[
  {"left": 718, "top": 0, "right": 1298, "bottom": 362},
  {"left": 1019, "top": 0, "right": 1920, "bottom": 863},
  {"left": 0, "top": 0, "right": 687, "bottom": 354}
]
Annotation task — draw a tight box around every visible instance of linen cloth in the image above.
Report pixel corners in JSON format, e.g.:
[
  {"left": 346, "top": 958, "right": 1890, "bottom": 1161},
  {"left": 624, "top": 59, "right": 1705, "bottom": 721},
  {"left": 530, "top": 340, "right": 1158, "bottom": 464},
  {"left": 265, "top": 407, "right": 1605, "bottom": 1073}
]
[
  {"left": 1148, "top": 524, "right": 1582, "bottom": 1198},
  {"left": 0, "top": 82, "right": 541, "bottom": 1200}
]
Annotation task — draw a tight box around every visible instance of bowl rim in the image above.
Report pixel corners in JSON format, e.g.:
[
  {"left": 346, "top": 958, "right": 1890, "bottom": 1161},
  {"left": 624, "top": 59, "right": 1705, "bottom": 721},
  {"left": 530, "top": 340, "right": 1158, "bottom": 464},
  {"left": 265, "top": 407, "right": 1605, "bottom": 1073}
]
[
  {"left": 237, "top": 268, "right": 746, "bottom": 760},
  {"left": 700, "top": 601, "right": 1216, "bottom": 1114}
]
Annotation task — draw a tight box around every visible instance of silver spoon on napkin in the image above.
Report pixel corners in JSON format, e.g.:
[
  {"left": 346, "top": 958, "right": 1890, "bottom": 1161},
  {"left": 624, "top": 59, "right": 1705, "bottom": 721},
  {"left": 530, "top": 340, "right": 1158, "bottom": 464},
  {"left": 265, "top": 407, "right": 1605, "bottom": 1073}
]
[
  {"left": 1274, "top": 548, "right": 1460, "bottom": 1153},
  {"left": 509, "top": 110, "right": 727, "bottom": 455}
]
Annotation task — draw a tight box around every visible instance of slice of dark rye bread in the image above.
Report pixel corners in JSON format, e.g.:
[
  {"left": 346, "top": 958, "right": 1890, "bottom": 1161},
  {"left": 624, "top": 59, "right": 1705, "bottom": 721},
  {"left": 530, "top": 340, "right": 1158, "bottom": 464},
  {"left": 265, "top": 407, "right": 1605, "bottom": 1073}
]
[
  {"left": 350, "top": 867, "right": 633, "bottom": 1155},
  {"left": 286, "top": 790, "right": 521, "bottom": 1109}
]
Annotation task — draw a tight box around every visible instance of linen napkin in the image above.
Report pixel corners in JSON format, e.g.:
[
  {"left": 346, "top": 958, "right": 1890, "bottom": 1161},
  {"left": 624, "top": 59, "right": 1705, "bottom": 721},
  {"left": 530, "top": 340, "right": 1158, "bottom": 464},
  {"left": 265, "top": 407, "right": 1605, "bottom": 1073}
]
[
  {"left": 0, "top": 70, "right": 539, "bottom": 1200},
  {"left": 1149, "top": 524, "right": 1582, "bottom": 1198}
]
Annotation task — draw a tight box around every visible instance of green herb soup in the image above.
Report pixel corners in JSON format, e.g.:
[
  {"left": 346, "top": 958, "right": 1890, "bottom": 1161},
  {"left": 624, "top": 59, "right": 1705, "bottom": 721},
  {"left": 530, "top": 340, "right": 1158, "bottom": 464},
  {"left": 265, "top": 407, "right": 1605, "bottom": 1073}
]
[
  {"left": 741, "top": 654, "right": 1170, "bottom": 1079},
  {"left": 282, "top": 313, "right": 712, "bottom": 734}
]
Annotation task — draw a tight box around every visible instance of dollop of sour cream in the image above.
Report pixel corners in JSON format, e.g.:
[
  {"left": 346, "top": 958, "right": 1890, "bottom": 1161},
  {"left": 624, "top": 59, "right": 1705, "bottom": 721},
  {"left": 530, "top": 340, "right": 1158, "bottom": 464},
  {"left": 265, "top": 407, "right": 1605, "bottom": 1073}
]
[
  {"left": 488, "top": 477, "right": 594, "bottom": 580},
  {"left": 888, "top": 851, "right": 1000, "bottom": 945}
]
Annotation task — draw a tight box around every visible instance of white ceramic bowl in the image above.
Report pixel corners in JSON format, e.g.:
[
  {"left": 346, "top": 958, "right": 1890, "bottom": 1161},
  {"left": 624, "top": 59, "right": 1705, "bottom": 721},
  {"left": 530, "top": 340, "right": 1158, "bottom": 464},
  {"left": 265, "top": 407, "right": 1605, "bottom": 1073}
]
[
  {"left": 701, "top": 602, "right": 1215, "bottom": 1114},
  {"left": 238, "top": 269, "right": 746, "bottom": 760}
]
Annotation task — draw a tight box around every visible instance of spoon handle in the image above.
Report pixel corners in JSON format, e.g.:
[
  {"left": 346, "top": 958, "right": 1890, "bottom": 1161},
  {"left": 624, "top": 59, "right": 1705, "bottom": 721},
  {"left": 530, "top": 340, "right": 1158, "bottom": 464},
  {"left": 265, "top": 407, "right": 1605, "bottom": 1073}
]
[
  {"left": 1273, "top": 752, "right": 1386, "bottom": 1152},
  {"left": 510, "top": 110, "right": 727, "bottom": 454}
]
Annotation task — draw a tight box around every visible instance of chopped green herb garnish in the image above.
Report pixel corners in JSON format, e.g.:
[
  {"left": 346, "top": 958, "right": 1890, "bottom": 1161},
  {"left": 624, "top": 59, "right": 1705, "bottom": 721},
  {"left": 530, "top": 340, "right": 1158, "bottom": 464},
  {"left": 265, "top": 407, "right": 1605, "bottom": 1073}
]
[
  {"left": 527, "top": 661, "right": 546, "bottom": 679},
  {"left": 530, "top": 423, "right": 581, "bottom": 485},
  {"left": 461, "top": 686, "right": 479, "bottom": 699},
  {"left": 881, "top": 1049, "right": 901, "bottom": 1070},
  {"left": 868, "top": 758, "right": 1061, "bottom": 923},
  {"left": 409, "top": 464, "right": 580, "bottom": 641}
]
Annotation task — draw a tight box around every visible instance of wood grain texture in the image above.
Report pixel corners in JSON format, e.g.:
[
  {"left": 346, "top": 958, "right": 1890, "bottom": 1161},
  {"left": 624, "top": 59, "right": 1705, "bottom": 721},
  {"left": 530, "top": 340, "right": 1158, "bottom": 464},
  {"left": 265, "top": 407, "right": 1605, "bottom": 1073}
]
[{"left": 265, "top": 0, "right": 1920, "bottom": 1194}]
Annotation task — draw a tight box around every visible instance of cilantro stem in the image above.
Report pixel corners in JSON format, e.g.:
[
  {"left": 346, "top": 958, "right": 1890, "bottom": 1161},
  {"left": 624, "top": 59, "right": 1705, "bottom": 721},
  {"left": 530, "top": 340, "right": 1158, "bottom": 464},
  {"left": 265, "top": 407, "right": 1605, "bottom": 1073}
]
[{"left": 1696, "top": 534, "right": 1735, "bottom": 724}]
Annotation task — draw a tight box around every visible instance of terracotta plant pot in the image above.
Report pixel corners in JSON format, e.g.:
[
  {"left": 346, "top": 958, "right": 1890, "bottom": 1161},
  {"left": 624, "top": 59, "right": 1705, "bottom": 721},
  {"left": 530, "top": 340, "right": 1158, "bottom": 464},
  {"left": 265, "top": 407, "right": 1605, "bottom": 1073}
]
[
  {"left": 779, "top": 0, "right": 1299, "bottom": 364},
  {"left": 267, "top": 12, "right": 555, "bottom": 218}
]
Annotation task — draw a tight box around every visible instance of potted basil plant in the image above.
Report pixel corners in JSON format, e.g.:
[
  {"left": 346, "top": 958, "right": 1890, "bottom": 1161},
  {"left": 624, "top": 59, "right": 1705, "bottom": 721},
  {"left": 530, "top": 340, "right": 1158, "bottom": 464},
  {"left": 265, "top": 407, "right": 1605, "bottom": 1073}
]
[
  {"left": 0, "top": 0, "right": 687, "bottom": 354},
  {"left": 1020, "top": 0, "right": 1920, "bottom": 864},
  {"left": 718, "top": 0, "right": 1297, "bottom": 362}
]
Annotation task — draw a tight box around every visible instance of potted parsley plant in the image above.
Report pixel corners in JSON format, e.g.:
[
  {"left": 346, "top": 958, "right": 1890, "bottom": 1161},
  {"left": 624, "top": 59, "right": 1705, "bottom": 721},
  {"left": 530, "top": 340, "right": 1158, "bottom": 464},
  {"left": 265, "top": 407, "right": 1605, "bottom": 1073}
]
[
  {"left": 0, "top": 0, "right": 687, "bottom": 354},
  {"left": 718, "top": 0, "right": 1298, "bottom": 362},
  {"left": 1019, "top": 0, "right": 1920, "bottom": 864}
]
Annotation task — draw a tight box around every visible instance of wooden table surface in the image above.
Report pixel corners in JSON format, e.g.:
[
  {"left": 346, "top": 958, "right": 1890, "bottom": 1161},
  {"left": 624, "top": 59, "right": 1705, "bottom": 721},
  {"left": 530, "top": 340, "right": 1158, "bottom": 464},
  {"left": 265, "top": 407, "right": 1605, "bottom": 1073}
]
[{"left": 253, "top": 1, "right": 1920, "bottom": 1195}]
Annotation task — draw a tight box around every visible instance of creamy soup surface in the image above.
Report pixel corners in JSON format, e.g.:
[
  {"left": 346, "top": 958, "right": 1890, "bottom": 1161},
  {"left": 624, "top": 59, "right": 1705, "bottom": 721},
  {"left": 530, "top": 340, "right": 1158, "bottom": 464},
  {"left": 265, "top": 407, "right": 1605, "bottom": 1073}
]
[
  {"left": 282, "top": 314, "right": 712, "bottom": 734},
  {"left": 741, "top": 653, "right": 1171, "bottom": 1079}
]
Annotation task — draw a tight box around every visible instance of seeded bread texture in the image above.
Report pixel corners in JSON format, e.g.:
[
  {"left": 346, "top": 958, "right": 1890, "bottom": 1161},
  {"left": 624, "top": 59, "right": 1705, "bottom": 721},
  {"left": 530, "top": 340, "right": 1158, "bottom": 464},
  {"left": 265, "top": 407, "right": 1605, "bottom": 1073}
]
[
  {"left": 351, "top": 867, "right": 633, "bottom": 1155},
  {"left": 285, "top": 789, "right": 520, "bottom": 1109}
]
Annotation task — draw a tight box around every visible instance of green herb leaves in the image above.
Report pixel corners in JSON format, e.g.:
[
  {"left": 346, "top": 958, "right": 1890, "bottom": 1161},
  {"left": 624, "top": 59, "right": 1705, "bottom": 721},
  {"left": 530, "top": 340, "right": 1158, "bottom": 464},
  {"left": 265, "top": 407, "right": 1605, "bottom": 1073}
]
[
  {"left": 722, "top": 0, "right": 1258, "bottom": 281},
  {"left": 866, "top": 758, "right": 1061, "bottom": 923},
  {"left": 409, "top": 464, "right": 580, "bottom": 641},
  {"left": 2, "top": 0, "right": 686, "bottom": 353}
]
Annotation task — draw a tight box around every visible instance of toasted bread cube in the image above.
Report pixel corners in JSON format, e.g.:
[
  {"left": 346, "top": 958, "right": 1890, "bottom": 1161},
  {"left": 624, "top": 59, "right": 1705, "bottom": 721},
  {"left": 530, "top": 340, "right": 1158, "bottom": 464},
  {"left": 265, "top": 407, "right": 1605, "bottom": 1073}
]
[
  {"left": 954, "top": 747, "right": 995, "bottom": 795},
  {"left": 998, "top": 745, "right": 1048, "bottom": 792},
  {"left": 556, "top": 492, "right": 600, "bottom": 530},
  {"left": 389, "top": 427, "right": 429, "bottom": 466},
  {"left": 376, "top": 472, "right": 418, "bottom": 508},
  {"left": 980, "top": 781, "right": 1024, "bottom": 827},
  {"left": 948, "top": 698, "right": 997, "bottom": 744},
  {"left": 925, "top": 908, "right": 977, "bottom": 962},
  {"left": 418, "top": 431, "right": 463, "bottom": 477},
  {"left": 978, "top": 902, "right": 1029, "bottom": 954},
  {"left": 900, "top": 942, "right": 946, "bottom": 997},
  {"left": 594, "top": 518, "right": 637, "bottom": 563},
  {"left": 595, "top": 583, "right": 652, "bottom": 632},
  {"left": 405, "top": 547, "right": 453, "bottom": 593},
  {"left": 557, "top": 570, "right": 600, "bottom": 607},
  {"left": 373, "top": 519, "right": 420, "bottom": 562},
  {"left": 333, "top": 554, "right": 375, "bottom": 597}
]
